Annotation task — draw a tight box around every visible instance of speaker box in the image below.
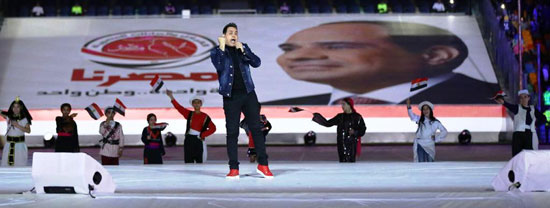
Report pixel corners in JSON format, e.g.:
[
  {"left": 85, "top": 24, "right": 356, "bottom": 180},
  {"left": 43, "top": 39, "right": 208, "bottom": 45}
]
[
  {"left": 492, "top": 150, "right": 550, "bottom": 192},
  {"left": 32, "top": 152, "right": 116, "bottom": 194}
]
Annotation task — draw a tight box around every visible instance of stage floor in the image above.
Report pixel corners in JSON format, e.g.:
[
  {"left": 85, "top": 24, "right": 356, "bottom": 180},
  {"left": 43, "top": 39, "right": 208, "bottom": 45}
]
[{"left": 1, "top": 161, "right": 549, "bottom": 208}]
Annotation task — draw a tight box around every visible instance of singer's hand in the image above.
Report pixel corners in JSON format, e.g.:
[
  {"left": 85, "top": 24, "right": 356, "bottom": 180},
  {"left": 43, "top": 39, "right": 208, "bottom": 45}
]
[
  {"left": 70, "top": 113, "right": 78, "bottom": 118},
  {"left": 218, "top": 36, "right": 225, "bottom": 51},
  {"left": 236, "top": 42, "right": 243, "bottom": 52},
  {"left": 494, "top": 97, "right": 504, "bottom": 104},
  {"left": 406, "top": 98, "right": 411, "bottom": 108}
]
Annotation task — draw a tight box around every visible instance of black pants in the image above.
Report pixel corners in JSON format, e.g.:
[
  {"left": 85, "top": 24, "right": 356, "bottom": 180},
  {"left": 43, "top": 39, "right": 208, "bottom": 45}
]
[
  {"left": 184, "top": 135, "right": 203, "bottom": 163},
  {"left": 223, "top": 90, "right": 268, "bottom": 169},
  {"left": 512, "top": 131, "right": 534, "bottom": 157}
]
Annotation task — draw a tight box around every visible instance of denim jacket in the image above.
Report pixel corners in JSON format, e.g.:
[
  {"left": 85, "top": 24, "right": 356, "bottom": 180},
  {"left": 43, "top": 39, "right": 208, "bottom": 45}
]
[{"left": 210, "top": 43, "right": 261, "bottom": 97}]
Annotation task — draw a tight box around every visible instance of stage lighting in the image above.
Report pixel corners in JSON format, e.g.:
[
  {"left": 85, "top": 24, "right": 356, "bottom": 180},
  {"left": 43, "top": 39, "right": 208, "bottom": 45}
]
[
  {"left": 449, "top": 0, "right": 454, "bottom": 5},
  {"left": 501, "top": 4, "right": 505, "bottom": 10},
  {"left": 164, "top": 132, "right": 177, "bottom": 147},
  {"left": 458, "top": 129, "right": 471, "bottom": 145},
  {"left": 304, "top": 131, "right": 316, "bottom": 146},
  {"left": 43, "top": 133, "right": 55, "bottom": 148}
]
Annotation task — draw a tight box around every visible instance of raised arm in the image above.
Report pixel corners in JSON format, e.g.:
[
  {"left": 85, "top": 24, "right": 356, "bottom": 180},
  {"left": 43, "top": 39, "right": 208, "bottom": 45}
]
[
  {"left": 495, "top": 97, "right": 518, "bottom": 115},
  {"left": 167, "top": 90, "right": 191, "bottom": 119},
  {"left": 210, "top": 36, "right": 226, "bottom": 72},
  {"left": 407, "top": 108, "right": 420, "bottom": 123},
  {"left": 406, "top": 98, "right": 420, "bottom": 122}
]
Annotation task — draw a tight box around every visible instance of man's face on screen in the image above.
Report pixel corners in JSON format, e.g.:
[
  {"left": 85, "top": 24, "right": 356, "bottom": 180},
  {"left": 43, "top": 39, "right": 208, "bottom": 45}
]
[{"left": 276, "top": 23, "right": 423, "bottom": 92}]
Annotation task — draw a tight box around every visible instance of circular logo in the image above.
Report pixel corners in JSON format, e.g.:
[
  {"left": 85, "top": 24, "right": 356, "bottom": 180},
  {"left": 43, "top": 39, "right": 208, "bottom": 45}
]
[{"left": 81, "top": 30, "right": 215, "bottom": 69}]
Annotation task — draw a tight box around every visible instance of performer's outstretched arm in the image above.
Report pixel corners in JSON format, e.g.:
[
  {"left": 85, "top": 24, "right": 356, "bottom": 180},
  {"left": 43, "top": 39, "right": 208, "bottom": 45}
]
[
  {"left": 495, "top": 98, "right": 518, "bottom": 114},
  {"left": 502, "top": 101, "right": 519, "bottom": 114},
  {"left": 312, "top": 113, "right": 339, "bottom": 127}
]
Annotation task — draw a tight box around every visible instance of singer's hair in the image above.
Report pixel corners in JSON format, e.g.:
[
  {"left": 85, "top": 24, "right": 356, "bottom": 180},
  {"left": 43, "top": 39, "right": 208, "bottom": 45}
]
[{"left": 223, "top": 22, "right": 238, "bottom": 34}]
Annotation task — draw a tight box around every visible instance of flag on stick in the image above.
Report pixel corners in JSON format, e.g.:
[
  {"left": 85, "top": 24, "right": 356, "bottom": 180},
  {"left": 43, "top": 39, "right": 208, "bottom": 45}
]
[
  {"left": 410, "top": 77, "right": 428, "bottom": 92},
  {"left": 150, "top": 75, "right": 164, "bottom": 92},
  {"left": 85, "top": 103, "right": 104, "bottom": 120},
  {"left": 113, "top": 98, "right": 127, "bottom": 116}
]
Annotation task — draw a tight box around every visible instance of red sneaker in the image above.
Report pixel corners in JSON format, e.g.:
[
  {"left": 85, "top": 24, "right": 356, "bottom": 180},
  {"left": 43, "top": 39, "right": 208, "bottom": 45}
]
[
  {"left": 256, "top": 165, "right": 274, "bottom": 179},
  {"left": 226, "top": 169, "right": 239, "bottom": 179}
]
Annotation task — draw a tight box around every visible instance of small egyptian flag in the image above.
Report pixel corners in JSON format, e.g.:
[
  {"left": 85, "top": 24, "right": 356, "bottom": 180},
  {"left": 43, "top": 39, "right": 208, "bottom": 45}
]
[
  {"left": 151, "top": 122, "right": 168, "bottom": 130},
  {"left": 289, "top": 106, "right": 305, "bottom": 113},
  {"left": 491, "top": 90, "right": 507, "bottom": 100},
  {"left": 410, "top": 77, "right": 428, "bottom": 92},
  {"left": 85, "top": 103, "right": 104, "bottom": 120},
  {"left": 150, "top": 75, "right": 164, "bottom": 92},
  {"left": 113, "top": 98, "right": 127, "bottom": 116}
]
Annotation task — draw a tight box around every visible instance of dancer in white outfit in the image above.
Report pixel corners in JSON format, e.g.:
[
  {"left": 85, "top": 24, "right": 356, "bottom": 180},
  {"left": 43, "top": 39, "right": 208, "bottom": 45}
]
[
  {"left": 1, "top": 97, "right": 32, "bottom": 167},
  {"left": 406, "top": 99, "right": 447, "bottom": 162}
]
